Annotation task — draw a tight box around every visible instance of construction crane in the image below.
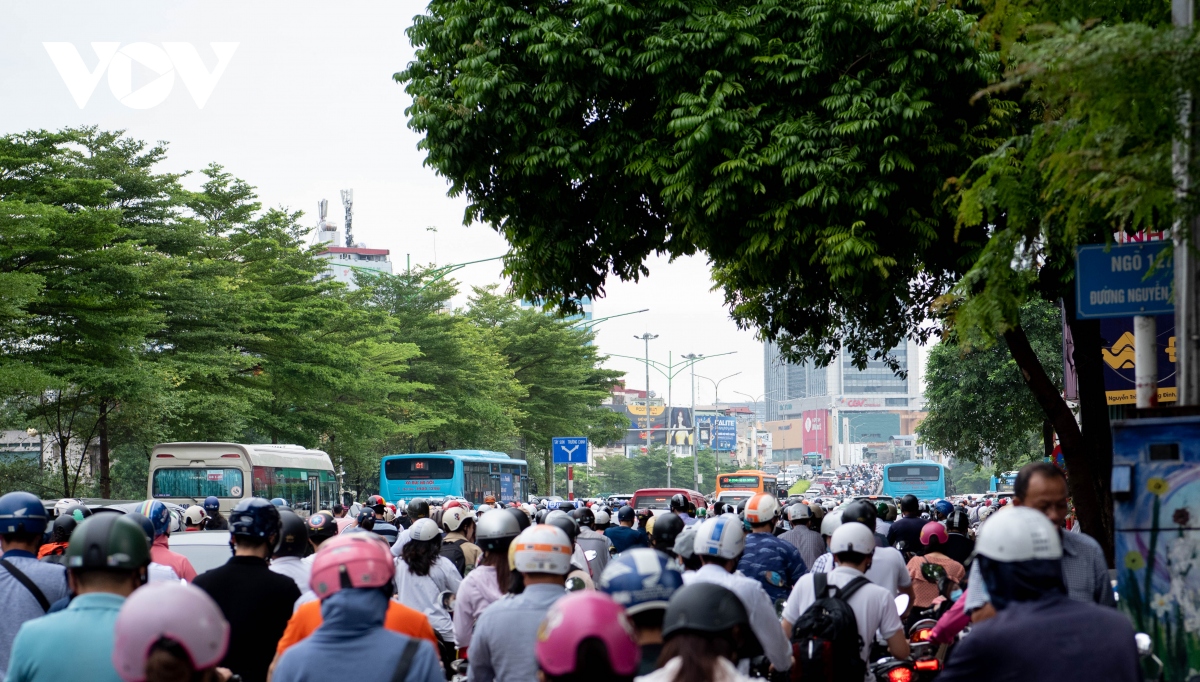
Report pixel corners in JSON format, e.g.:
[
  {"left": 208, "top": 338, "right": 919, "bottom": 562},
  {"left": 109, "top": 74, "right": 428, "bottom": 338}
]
[{"left": 341, "top": 189, "right": 354, "bottom": 247}]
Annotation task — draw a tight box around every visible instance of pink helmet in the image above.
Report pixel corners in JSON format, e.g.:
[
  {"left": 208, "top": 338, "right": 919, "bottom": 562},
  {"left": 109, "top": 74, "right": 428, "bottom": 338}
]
[
  {"left": 112, "top": 582, "right": 229, "bottom": 682},
  {"left": 536, "top": 591, "right": 639, "bottom": 677},
  {"left": 920, "top": 521, "right": 949, "bottom": 547},
  {"left": 310, "top": 533, "right": 396, "bottom": 599}
]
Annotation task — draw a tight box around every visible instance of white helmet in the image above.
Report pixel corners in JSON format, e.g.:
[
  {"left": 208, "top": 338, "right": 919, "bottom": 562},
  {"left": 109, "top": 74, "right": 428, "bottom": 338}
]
[
  {"left": 829, "top": 522, "right": 875, "bottom": 555},
  {"left": 54, "top": 498, "right": 81, "bottom": 516},
  {"left": 692, "top": 514, "right": 745, "bottom": 560},
  {"left": 442, "top": 507, "right": 475, "bottom": 532},
  {"left": 820, "top": 509, "right": 844, "bottom": 538},
  {"left": 511, "top": 524, "right": 573, "bottom": 575},
  {"left": 822, "top": 500, "right": 835, "bottom": 511},
  {"left": 477, "top": 504, "right": 494, "bottom": 514},
  {"left": 183, "top": 506, "right": 206, "bottom": 526},
  {"left": 975, "top": 506, "right": 1062, "bottom": 562},
  {"left": 521, "top": 503, "right": 537, "bottom": 518},
  {"left": 978, "top": 506, "right": 995, "bottom": 522},
  {"left": 593, "top": 510, "right": 611, "bottom": 525},
  {"left": 410, "top": 518, "right": 442, "bottom": 542},
  {"left": 744, "top": 493, "right": 780, "bottom": 525}
]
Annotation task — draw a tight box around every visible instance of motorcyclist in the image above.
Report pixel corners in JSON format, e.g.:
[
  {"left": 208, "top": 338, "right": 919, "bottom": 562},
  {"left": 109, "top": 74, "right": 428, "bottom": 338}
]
[
  {"left": 735, "top": 493, "right": 806, "bottom": 607},
  {"left": 393, "top": 497, "right": 431, "bottom": 556},
  {"left": 639, "top": 582, "right": 761, "bottom": 682},
  {"left": 125, "top": 513, "right": 183, "bottom": 584},
  {"left": 183, "top": 505, "right": 207, "bottom": 531},
  {"left": 604, "top": 506, "right": 649, "bottom": 553},
  {"left": 112, "top": 581, "right": 232, "bottom": 682},
  {"left": 454, "top": 507, "right": 525, "bottom": 656},
  {"left": 269, "top": 509, "right": 311, "bottom": 593},
  {"left": 193, "top": 497, "right": 300, "bottom": 682},
  {"left": 648, "top": 511, "right": 685, "bottom": 560},
  {"left": 571, "top": 506, "right": 613, "bottom": 577},
  {"left": 809, "top": 505, "right": 914, "bottom": 602},
  {"left": 441, "top": 506, "right": 482, "bottom": 576},
  {"left": 545, "top": 510, "right": 595, "bottom": 588},
  {"left": 933, "top": 499, "right": 953, "bottom": 523},
  {"left": 37, "top": 514, "right": 76, "bottom": 563},
  {"left": 134, "top": 500, "right": 197, "bottom": 582},
  {"left": 941, "top": 508, "right": 975, "bottom": 564},
  {"left": 906, "top": 521, "right": 964, "bottom": 612},
  {"left": 364, "top": 494, "right": 399, "bottom": 544},
  {"left": 778, "top": 503, "right": 825, "bottom": 569},
  {"left": 885, "top": 494, "right": 925, "bottom": 550},
  {"left": 669, "top": 493, "right": 697, "bottom": 526},
  {"left": 593, "top": 509, "right": 611, "bottom": 533},
  {"left": 874, "top": 501, "right": 892, "bottom": 537},
  {"left": 672, "top": 527, "right": 702, "bottom": 573},
  {"left": 685, "top": 514, "right": 792, "bottom": 674},
  {"left": 395, "top": 518, "right": 461, "bottom": 666},
  {"left": 535, "top": 591, "right": 640, "bottom": 682},
  {"left": 203, "top": 496, "right": 230, "bottom": 531},
  {"left": 468, "top": 524, "right": 572, "bottom": 682},
  {"left": 303, "top": 511, "right": 338, "bottom": 557},
  {"left": 6, "top": 514, "right": 149, "bottom": 682},
  {"left": 271, "top": 534, "right": 442, "bottom": 682},
  {"left": 597, "top": 548, "right": 684, "bottom": 675},
  {"left": 936, "top": 506, "right": 1139, "bottom": 682}
]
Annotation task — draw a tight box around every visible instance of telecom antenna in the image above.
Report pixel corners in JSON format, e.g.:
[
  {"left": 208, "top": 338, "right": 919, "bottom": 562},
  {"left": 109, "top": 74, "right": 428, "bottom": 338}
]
[{"left": 341, "top": 189, "right": 354, "bottom": 247}]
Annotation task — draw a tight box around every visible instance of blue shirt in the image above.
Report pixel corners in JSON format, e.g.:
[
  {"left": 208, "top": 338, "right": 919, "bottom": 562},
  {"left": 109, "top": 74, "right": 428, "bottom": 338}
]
[
  {"left": 5, "top": 592, "right": 125, "bottom": 682},
  {"left": 468, "top": 583, "right": 565, "bottom": 682},
  {"left": 0, "top": 551, "right": 70, "bottom": 676},
  {"left": 605, "top": 525, "right": 649, "bottom": 553},
  {"left": 737, "top": 532, "right": 807, "bottom": 604}
]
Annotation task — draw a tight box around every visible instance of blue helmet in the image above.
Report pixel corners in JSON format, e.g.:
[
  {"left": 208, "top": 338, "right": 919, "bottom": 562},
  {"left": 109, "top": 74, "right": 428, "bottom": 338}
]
[
  {"left": 597, "top": 548, "right": 684, "bottom": 615},
  {"left": 356, "top": 508, "right": 376, "bottom": 530},
  {"left": 203, "top": 496, "right": 220, "bottom": 512},
  {"left": 230, "top": 497, "right": 282, "bottom": 540},
  {"left": 934, "top": 500, "right": 953, "bottom": 517},
  {"left": 134, "top": 500, "right": 172, "bottom": 538},
  {"left": 269, "top": 498, "right": 288, "bottom": 508},
  {"left": 0, "top": 492, "right": 49, "bottom": 535}
]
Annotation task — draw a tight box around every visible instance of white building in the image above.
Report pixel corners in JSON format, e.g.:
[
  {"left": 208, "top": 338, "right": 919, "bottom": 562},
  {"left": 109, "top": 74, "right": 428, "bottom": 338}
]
[{"left": 312, "top": 193, "right": 393, "bottom": 289}]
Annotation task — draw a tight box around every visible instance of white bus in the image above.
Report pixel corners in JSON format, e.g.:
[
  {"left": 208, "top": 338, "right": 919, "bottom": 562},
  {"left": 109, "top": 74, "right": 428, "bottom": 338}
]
[{"left": 148, "top": 442, "right": 338, "bottom": 514}]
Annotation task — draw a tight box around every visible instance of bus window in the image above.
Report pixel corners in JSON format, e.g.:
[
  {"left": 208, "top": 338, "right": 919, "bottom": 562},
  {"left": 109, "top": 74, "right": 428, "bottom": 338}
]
[
  {"left": 887, "top": 465, "right": 941, "bottom": 481},
  {"left": 463, "top": 462, "right": 491, "bottom": 504},
  {"left": 153, "top": 468, "right": 244, "bottom": 499},
  {"left": 252, "top": 467, "right": 338, "bottom": 511},
  {"left": 384, "top": 458, "right": 455, "bottom": 480}
]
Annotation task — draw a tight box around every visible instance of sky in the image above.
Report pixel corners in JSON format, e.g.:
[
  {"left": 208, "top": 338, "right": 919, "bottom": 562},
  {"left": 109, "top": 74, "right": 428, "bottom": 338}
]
[{"left": 0, "top": 1, "right": 766, "bottom": 406}]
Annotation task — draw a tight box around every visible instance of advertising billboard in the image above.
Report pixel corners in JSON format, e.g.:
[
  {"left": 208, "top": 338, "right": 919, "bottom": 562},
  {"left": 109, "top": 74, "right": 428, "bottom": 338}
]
[
  {"left": 1100, "top": 314, "right": 1177, "bottom": 405},
  {"left": 620, "top": 402, "right": 667, "bottom": 446},
  {"left": 802, "top": 410, "right": 830, "bottom": 457},
  {"left": 715, "top": 416, "right": 737, "bottom": 451}
]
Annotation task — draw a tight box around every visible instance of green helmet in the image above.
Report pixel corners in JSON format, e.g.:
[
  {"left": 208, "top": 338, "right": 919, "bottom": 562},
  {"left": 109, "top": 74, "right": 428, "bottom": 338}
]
[{"left": 65, "top": 514, "right": 151, "bottom": 570}]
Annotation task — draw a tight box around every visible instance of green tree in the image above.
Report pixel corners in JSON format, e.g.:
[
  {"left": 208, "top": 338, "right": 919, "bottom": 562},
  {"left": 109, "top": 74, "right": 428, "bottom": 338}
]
[{"left": 947, "top": 459, "right": 995, "bottom": 495}]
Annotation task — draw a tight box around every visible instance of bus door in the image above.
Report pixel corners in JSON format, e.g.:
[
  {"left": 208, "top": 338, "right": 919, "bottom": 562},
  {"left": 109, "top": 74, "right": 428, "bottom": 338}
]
[{"left": 307, "top": 474, "right": 320, "bottom": 514}]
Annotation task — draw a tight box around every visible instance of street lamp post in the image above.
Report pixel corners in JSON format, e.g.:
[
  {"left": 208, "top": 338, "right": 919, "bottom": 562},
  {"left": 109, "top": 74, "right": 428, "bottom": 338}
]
[
  {"left": 695, "top": 372, "right": 741, "bottom": 481},
  {"left": 634, "top": 334, "right": 659, "bottom": 460},
  {"left": 732, "top": 390, "right": 781, "bottom": 469},
  {"left": 682, "top": 353, "right": 704, "bottom": 490}
]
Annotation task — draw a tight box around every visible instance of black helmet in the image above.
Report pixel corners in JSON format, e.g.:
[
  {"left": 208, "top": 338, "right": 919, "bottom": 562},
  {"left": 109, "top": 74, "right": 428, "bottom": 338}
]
[
  {"left": 947, "top": 508, "right": 970, "bottom": 534},
  {"left": 900, "top": 494, "right": 919, "bottom": 513},
  {"left": 64, "top": 515, "right": 150, "bottom": 571},
  {"left": 230, "top": 497, "right": 282, "bottom": 542},
  {"left": 504, "top": 506, "right": 531, "bottom": 533},
  {"left": 569, "top": 507, "right": 595, "bottom": 529},
  {"left": 125, "top": 512, "right": 156, "bottom": 546},
  {"left": 617, "top": 506, "right": 635, "bottom": 524},
  {"left": 477, "top": 508, "right": 523, "bottom": 552},
  {"left": 407, "top": 498, "right": 430, "bottom": 520},
  {"left": 50, "top": 514, "right": 78, "bottom": 542},
  {"left": 534, "top": 509, "right": 551, "bottom": 524},
  {"left": 662, "top": 583, "right": 762, "bottom": 656},
  {"left": 356, "top": 508, "right": 377, "bottom": 531},
  {"left": 669, "top": 494, "right": 688, "bottom": 512},
  {"left": 544, "top": 510, "right": 579, "bottom": 544},
  {"left": 62, "top": 504, "right": 93, "bottom": 521},
  {"left": 652, "top": 513, "right": 685, "bottom": 551},
  {"left": 275, "top": 510, "right": 309, "bottom": 557},
  {"left": 842, "top": 500, "right": 877, "bottom": 529},
  {"left": 306, "top": 511, "right": 338, "bottom": 542}
]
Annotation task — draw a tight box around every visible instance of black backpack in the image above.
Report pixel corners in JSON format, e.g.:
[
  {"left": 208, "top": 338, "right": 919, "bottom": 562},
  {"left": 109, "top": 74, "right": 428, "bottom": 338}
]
[
  {"left": 789, "top": 573, "right": 870, "bottom": 682},
  {"left": 440, "top": 538, "right": 467, "bottom": 576}
]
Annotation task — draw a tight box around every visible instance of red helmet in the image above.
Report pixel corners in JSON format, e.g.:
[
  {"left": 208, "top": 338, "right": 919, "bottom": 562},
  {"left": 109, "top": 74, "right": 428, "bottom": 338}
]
[{"left": 919, "top": 521, "right": 949, "bottom": 547}]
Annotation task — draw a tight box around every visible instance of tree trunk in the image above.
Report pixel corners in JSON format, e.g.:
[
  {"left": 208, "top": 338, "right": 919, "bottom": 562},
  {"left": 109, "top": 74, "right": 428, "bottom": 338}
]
[
  {"left": 1065, "top": 313, "right": 1115, "bottom": 565},
  {"left": 98, "top": 399, "right": 111, "bottom": 499},
  {"left": 1043, "top": 420, "right": 1055, "bottom": 460},
  {"left": 58, "top": 437, "right": 70, "bottom": 497}
]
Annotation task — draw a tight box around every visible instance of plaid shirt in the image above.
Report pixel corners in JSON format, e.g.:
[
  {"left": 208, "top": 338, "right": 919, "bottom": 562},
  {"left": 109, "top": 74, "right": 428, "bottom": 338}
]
[
  {"left": 779, "top": 526, "right": 828, "bottom": 570},
  {"left": 964, "top": 529, "right": 1115, "bottom": 610}
]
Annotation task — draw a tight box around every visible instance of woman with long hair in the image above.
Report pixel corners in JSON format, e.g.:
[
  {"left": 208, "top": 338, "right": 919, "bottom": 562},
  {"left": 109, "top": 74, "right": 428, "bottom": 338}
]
[
  {"left": 395, "top": 518, "right": 462, "bottom": 665},
  {"left": 640, "top": 583, "right": 758, "bottom": 682},
  {"left": 454, "top": 508, "right": 526, "bottom": 656}
]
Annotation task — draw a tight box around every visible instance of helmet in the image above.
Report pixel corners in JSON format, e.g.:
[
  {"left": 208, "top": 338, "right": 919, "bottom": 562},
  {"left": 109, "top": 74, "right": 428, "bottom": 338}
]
[
  {"left": 883, "top": 502, "right": 898, "bottom": 522},
  {"left": 787, "top": 503, "right": 812, "bottom": 523},
  {"left": 744, "top": 493, "right": 780, "bottom": 525},
  {"left": 62, "top": 504, "right": 92, "bottom": 522},
  {"left": 946, "top": 509, "right": 970, "bottom": 534},
  {"left": 504, "top": 506, "right": 532, "bottom": 532},
  {"left": 65, "top": 515, "right": 150, "bottom": 570},
  {"left": 829, "top": 522, "right": 876, "bottom": 555},
  {"left": 919, "top": 521, "right": 949, "bottom": 547},
  {"left": 134, "top": 500, "right": 172, "bottom": 538},
  {"left": 269, "top": 498, "right": 288, "bottom": 508},
  {"left": 484, "top": 494, "right": 497, "bottom": 504},
  {"left": 203, "top": 496, "right": 220, "bottom": 513},
  {"left": 669, "top": 494, "right": 689, "bottom": 512},
  {"left": 125, "top": 513, "right": 156, "bottom": 546},
  {"left": 306, "top": 512, "right": 338, "bottom": 542},
  {"left": 0, "top": 492, "right": 49, "bottom": 536},
  {"left": 598, "top": 548, "right": 684, "bottom": 615},
  {"left": 409, "top": 518, "right": 442, "bottom": 542},
  {"left": 442, "top": 507, "right": 475, "bottom": 532},
  {"left": 112, "top": 582, "right": 229, "bottom": 682},
  {"left": 54, "top": 498, "right": 81, "bottom": 517},
  {"left": 512, "top": 524, "right": 573, "bottom": 575},
  {"left": 934, "top": 500, "right": 953, "bottom": 517},
  {"left": 662, "top": 583, "right": 754, "bottom": 645},
  {"left": 900, "top": 494, "right": 920, "bottom": 513},
  {"left": 673, "top": 528, "right": 697, "bottom": 560},
  {"left": 50, "top": 513, "right": 78, "bottom": 541},
  {"left": 356, "top": 508, "right": 376, "bottom": 530},
  {"left": 841, "top": 500, "right": 877, "bottom": 529},
  {"left": 978, "top": 506, "right": 995, "bottom": 521},
  {"left": 309, "top": 533, "right": 397, "bottom": 599},
  {"left": 644, "top": 515, "right": 656, "bottom": 537},
  {"left": 819, "top": 509, "right": 844, "bottom": 537},
  {"left": 183, "top": 506, "right": 206, "bottom": 526},
  {"left": 569, "top": 507, "right": 595, "bottom": 529},
  {"left": 407, "top": 498, "right": 430, "bottom": 519},
  {"left": 477, "top": 504, "right": 494, "bottom": 514},
  {"left": 229, "top": 498, "right": 282, "bottom": 541},
  {"left": 557, "top": 500, "right": 576, "bottom": 512},
  {"left": 367, "top": 495, "right": 386, "bottom": 511},
  {"left": 276, "top": 510, "right": 309, "bottom": 557},
  {"left": 875, "top": 502, "right": 889, "bottom": 518},
  {"left": 692, "top": 514, "right": 745, "bottom": 560},
  {"left": 651, "top": 513, "right": 685, "bottom": 551},
  {"left": 808, "top": 504, "right": 826, "bottom": 523},
  {"left": 544, "top": 510, "right": 579, "bottom": 544},
  {"left": 536, "top": 591, "right": 639, "bottom": 678},
  {"left": 477, "top": 507, "right": 523, "bottom": 552},
  {"left": 975, "top": 506, "right": 1062, "bottom": 561},
  {"left": 616, "top": 506, "right": 635, "bottom": 524},
  {"left": 593, "top": 510, "right": 611, "bottom": 526}
]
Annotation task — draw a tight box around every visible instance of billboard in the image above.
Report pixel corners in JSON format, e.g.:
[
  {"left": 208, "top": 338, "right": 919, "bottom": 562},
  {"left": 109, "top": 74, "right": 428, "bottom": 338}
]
[
  {"left": 619, "top": 402, "right": 667, "bottom": 446},
  {"left": 667, "top": 407, "right": 694, "bottom": 446},
  {"left": 1100, "top": 314, "right": 1177, "bottom": 405},
  {"left": 802, "top": 410, "right": 830, "bottom": 457},
  {"left": 715, "top": 416, "right": 737, "bottom": 450}
]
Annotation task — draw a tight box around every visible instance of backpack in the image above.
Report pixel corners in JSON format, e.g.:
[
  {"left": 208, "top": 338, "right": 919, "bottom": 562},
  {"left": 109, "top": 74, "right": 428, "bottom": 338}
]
[
  {"left": 789, "top": 573, "right": 870, "bottom": 682},
  {"left": 440, "top": 539, "right": 467, "bottom": 576}
]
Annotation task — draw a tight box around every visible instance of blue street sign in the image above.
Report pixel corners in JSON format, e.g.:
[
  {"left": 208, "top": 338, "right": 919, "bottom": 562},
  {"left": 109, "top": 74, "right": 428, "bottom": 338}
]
[
  {"left": 1076, "top": 242, "right": 1173, "bottom": 319},
  {"left": 552, "top": 437, "right": 589, "bottom": 464}
]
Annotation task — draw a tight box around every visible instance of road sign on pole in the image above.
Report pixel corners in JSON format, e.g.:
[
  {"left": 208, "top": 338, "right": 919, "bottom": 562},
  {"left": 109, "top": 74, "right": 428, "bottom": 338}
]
[
  {"left": 552, "top": 437, "right": 589, "bottom": 464},
  {"left": 1076, "top": 242, "right": 1174, "bottom": 319}
]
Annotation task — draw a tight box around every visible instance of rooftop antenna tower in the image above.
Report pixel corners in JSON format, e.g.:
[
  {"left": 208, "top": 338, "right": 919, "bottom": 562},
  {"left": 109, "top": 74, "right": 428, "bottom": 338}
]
[
  {"left": 316, "top": 199, "right": 337, "bottom": 244},
  {"left": 341, "top": 189, "right": 354, "bottom": 247}
]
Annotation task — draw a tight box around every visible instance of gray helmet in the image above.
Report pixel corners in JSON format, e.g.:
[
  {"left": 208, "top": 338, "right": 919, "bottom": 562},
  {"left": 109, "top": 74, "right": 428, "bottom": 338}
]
[
  {"left": 544, "top": 510, "right": 579, "bottom": 544},
  {"left": 476, "top": 506, "right": 522, "bottom": 552},
  {"left": 662, "top": 583, "right": 762, "bottom": 657},
  {"left": 787, "top": 503, "right": 812, "bottom": 523}
]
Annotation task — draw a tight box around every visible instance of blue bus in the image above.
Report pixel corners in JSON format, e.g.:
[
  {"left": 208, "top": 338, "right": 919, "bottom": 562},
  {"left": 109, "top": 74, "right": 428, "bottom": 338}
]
[
  {"left": 379, "top": 450, "right": 529, "bottom": 505},
  {"left": 881, "top": 460, "right": 949, "bottom": 500},
  {"left": 989, "top": 471, "right": 1017, "bottom": 494}
]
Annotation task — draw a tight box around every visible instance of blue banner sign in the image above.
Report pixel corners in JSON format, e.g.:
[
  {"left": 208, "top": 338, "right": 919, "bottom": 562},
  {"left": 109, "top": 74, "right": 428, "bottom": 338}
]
[{"left": 1076, "top": 242, "right": 1173, "bottom": 319}]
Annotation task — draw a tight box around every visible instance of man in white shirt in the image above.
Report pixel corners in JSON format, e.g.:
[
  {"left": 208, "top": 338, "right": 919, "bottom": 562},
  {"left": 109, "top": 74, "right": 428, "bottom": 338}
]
[
  {"left": 682, "top": 514, "right": 792, "bottom": 674},
  {"left": 782, "top": 523, "right": 909, "bottom": 681},
  {"left": 809, "top": 510, "right": 913, "bottom": 601}
]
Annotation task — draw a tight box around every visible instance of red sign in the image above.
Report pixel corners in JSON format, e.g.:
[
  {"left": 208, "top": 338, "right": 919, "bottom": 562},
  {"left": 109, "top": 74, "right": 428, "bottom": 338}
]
[{"left": 802, "top": 410, "right": 830, "bottom": 457}]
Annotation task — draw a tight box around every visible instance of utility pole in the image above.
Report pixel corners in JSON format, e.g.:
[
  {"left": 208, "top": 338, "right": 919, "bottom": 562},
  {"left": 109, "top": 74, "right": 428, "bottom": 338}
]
[
  {"left": 634, "top": 334, "right": 659, "bottom": 460},
  {"left": 683, "top": 353, "right": 703, "bottom": 490},
  {"left": 1176, "top": 0, "right": 1200, "bottom": 405}
]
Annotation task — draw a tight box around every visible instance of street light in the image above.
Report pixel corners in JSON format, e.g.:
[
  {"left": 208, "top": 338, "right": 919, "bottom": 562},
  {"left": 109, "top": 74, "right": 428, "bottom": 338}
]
[
  {"left": 732, "top": 390, "right": 781, "bottom": 469},
  {"left": 682, "top": 353, "right": 703, "bottom": 490},
  {"left": 634, "top": 334, "right": 659, "bottom": 458},
  {"left": 695, "top": 372, "right": 741, "bottom": 481}
]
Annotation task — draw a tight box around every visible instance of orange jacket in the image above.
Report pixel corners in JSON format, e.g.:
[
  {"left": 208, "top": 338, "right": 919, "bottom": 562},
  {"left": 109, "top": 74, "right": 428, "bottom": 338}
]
[{"left": 275, "top": 598, "right": 438, "bottom": 656}]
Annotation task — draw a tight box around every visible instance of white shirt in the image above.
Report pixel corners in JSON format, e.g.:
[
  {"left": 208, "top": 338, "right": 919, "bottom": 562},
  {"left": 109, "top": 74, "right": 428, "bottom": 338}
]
[
  {"left": 391, "top": 527, "right": 413, "bottom": 556},
  {"left": 809, "top": 546, "right": 911, "bottom": 596},
  {"left": 782, "top": 566, "right": 904, "bottom": 681},
  {"left": 636, "top": 656, "right": 753, "bottom": 682},
  {"left": 683, "top": 564, "right": 792, "bottom": 671},
  {"left": 148, "top": 562, "right": 180, "bottom": 583},
  {"left": 270, "top": 555, "right": 311, "bottom": 594},
  {"left": 394, "top": 555, "right": 463, "bottom": 643}
]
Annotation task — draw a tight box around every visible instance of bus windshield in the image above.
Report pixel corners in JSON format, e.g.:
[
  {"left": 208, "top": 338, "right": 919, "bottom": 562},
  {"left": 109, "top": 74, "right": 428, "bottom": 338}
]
[
  {"left": 153, "top": 468, "right": 244, "bottom": 498},
  {"left": 385, "top": 458, "right": 455, "bottom": 480},
  {"left": 887, "top": 465, "right": 941, "bottom": 481}
]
